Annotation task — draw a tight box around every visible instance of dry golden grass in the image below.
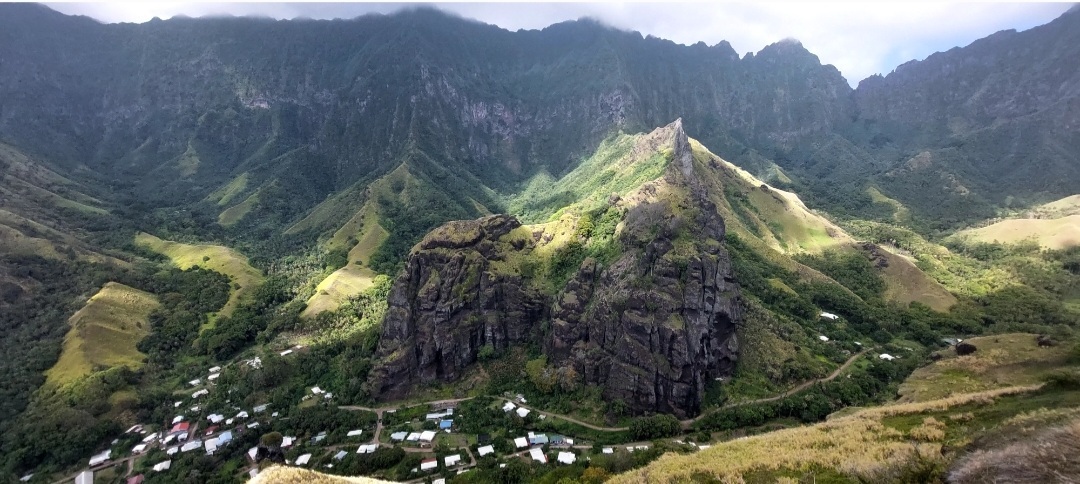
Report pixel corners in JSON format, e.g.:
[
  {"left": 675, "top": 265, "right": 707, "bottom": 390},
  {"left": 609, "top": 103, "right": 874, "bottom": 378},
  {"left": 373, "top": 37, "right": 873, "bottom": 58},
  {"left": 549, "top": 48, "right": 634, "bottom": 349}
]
[
  {"left": 302, "top": 201, "right": 388, "bottom": 318},
  {"left": 956, "top": 214, "right": 1080, "bottom": 250},
  {"left": 45, "top": 282, "right": 160, "bottom": 386},
  {"left": 897, "top": 333, "right": 1074, "bottom": 402},
  {"left": 612, "top": 385, "right": 1043, "bottom": 483},
  {"left": 949, "top": 417, "right": 1080, "bottom": 483},
  {"left": 876, "top": 244, "right": 957, "bottom": 311},
  {"left": 247, "top": 466, "right": 393, "bottom": 484}
]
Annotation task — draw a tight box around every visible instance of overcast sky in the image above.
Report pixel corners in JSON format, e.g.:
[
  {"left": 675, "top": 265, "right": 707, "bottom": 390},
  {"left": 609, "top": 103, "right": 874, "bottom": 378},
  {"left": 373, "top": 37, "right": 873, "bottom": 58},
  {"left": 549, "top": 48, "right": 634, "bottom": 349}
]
[{"left": 45, "top": 2, "right": 1075, "bottom": 85}]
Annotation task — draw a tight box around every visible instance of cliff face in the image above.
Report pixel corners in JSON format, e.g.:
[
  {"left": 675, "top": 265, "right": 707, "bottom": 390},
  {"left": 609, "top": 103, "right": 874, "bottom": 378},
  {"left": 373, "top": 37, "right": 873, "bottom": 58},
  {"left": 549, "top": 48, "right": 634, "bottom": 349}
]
[
  {"left": 367, "top": 215, "right": 547, "bottom": 400},
  {"left": 368, "top": 121, "right": 741, "bottom": 416}
]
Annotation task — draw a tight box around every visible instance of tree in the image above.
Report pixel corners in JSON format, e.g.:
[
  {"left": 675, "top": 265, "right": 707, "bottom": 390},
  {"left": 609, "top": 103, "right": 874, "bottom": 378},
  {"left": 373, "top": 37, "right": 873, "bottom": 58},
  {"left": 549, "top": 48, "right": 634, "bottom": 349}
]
[
  {"left": 260, "top": 431, "right": 283, "bottom": 450},
  {"left": 581, "top": 466, "right": 611, "bottom": 484}
]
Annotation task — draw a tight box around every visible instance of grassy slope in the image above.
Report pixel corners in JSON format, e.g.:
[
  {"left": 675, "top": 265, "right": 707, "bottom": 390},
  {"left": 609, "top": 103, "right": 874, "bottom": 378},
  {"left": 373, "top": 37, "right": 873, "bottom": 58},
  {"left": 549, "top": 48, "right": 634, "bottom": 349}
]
[
  {"left": 301, "top": 201, "right": 389, "bottom": 318},
  {"left": 44, "top": 282, "right": 160, "bottom": 386},
  {"left": 614, "top": 332, "right": 1080, "bottom": 483},
  {"left": 206, "top": 172, "right": 250, "bottom": 206},
  {"left": 134, "top": 232, "right": 264, "bottom": 328},
  {"left": 249, "top": 466, "right": 393, "bottom": 484},
  {"left": 876, "top": 245, "right": 957, "bottom": 312},
  {"left": 218, "top": 187, "right": 262, "bottom": 226},
  {"left": 953, "top": 194, "right": 1080, "bottom": 250},
  {"left": 897, "top": 333, "right": 1074, "bottom": 402}
]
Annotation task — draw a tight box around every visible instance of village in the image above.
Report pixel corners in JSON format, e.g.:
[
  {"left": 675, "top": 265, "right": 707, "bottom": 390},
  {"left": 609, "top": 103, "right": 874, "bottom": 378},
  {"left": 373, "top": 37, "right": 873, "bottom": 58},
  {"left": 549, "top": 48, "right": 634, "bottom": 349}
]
[{"left": 53, "top": 310, "right": 915, "bottom": 484}]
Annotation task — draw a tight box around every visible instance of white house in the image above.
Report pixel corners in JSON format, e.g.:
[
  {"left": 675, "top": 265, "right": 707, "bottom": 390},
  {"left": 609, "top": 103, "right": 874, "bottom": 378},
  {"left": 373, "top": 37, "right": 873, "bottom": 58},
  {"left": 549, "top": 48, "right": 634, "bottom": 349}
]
[
  {"left": 180, "top": 441, "right": 202, "bottom": 453},
  {"left": 346, "top": 429, "right": 364, "bottom": 438},
  {"left": 88, "top": 449, "right": 111, "bottom": 467},
  {"left": 282, "top": 436, "right": 296, "bottom": 448},
  {"left": 152, "top": 460, "right": 172, "bottom": 472},
  {"left": 557, "top": 452, "right": 576, "bottom": 465},
  {"left": 444, "top": 454, "right": 461, "bottom": 467},
  {"left": 208, "top": 366, "right": 222, "bottom": 373},
  {"left": 514, "top": 437, "right": 529, "bottom": 448},
  {"left": 279, "top": 349, "right": 293, "bottom": 356},
  {"left": 247, "top": 447, "right": 259, "bottom": 462},
  {"left": 818, "top": 335, "right": 830, "bottom": 342},
  {"left": 529, "top": 448, "right": 547, "bottom": 463},
  {"left": 131, "top": 443, "right": 148, "bottom": 454},
  {"left": 166, "top": 447, "right": 179, "bottom": 456},
  {"left": 172, "top": 415, "right": 185, "bottom": 425},
  {"left": 235, "top": 411, "right": 249, "bottom": 419},
  {"left": 516, "top": 407, "right": 531, "bottom": 418},
  {"left": 502, "top": 401, "right": 517, "bottom": 412},
  {"left": 188, "top": 379, "right": 201, "bottom": 386},
  {"left": 602, "top": 447, "right": 614, "bottom": 454},
  {"left": 356, "top": 444, "right": 378, "bottom": 454},
  {"left": 75, "top": 471, "right": 93, "bottom": 484},
  {"left": 295, "top": 453, "right": 312, "bottom": 466},
  {"left": 406, "top": 432, "right": 421, "bottom": 442},
  {"left": 419, "top": 430, "right": 437, "bottom": 443},
  {"left": 820, "top": 312, "right": 839, "bottom": 320},
  {"left": 879, "top": 353, "right": 896, "bottom": 361},
  {"left": 420, "top": 459, "right": 438, "bottom": 471},
  {"left": 390, "top": 431, "right": 408, "bottom": 442},
  {"left": 208, "top": 373, "right": 221, "bottom": 382},
  {"left": 477, "top": 445, "right": 494, "bottom": 457},
  {"left": 204, "top": 439, "right": 218, "bottom": 455},
  {"left": 192, "top": 389, "right": 209, "bottom": 399}
]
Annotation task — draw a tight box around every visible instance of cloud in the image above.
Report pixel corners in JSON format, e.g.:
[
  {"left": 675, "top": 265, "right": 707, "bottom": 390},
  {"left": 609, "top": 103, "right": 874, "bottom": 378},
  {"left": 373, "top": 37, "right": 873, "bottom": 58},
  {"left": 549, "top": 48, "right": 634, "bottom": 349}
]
[{"left": 45, "top": 2, "right": 1073, "bottom": 86}]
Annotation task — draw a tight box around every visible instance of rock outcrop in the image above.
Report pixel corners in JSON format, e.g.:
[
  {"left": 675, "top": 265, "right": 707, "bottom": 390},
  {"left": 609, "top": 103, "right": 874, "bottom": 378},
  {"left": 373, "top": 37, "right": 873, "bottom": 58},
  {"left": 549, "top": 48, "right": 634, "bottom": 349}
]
[
  {"left": 368, "top": 121, "right": 741, "bottom": 417},
  {"left": 367, "top": 215, "right": 547, "bottom": 400}
]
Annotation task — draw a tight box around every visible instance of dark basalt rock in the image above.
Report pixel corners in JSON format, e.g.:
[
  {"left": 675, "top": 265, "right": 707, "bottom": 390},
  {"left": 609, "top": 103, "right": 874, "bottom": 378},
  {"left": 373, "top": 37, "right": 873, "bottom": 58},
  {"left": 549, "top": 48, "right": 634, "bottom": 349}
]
[{"left": 956, "top": 342, "right": 978, "bottom": 356}]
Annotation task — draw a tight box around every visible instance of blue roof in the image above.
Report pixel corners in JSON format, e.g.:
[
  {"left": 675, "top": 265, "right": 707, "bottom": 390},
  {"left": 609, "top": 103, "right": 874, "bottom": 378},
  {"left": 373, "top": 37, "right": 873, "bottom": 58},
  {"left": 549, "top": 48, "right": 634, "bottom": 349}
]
[
  {"left": 439, "top": 419, "right": 453, "bottom": 429},
  {"left": 217, "top": 431, "right": 233, "bottom": 444}
]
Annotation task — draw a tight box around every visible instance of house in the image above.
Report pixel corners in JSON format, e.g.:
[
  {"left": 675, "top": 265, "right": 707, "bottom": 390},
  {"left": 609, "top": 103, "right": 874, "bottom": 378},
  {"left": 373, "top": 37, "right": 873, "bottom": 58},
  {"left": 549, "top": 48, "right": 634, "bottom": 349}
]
[
  {"left": 152, "top": 460, "right": 172, "bottom": 472},
  {"left": 406, "top": 432, "right": 421, "bottom": 442},
  {"left": 312, "top": 431, "right": 327, "bottom": 443},
  {"left": 425, "top": 409, "right": 454, "bottom": 420},
  {"left": 280, "top": 349, "right": 293, "bottom": 356},
  {"left": 217, "top": 430, "right": 233, "bottom": 446},
  {"left": 192, "top": 389, "right": 209, "bottom": 399},
  {"left": 166, "top": 447, "right": 179, "bottom": 456},
  {"left": 432, "top": 479, "right": 446, "bottom": 484},
  {"left": 528, "top": 433, "right": 549, "bottom": 446},
  {"left": 557, "top": 452, "right": 576, "bottom": 465},
  {"left": 514, "top": 437, "right": 529, "bottom": 448},
  {"left": 445, "top": 454, "right": 461, "bottom": 467},
  {"left": 235, "top": 411, "right": 249, "bottom": 419},
  {"left": 131, "top": 443, "right": 148, "bottom": 454},
  {"left": 334, "top": 450, "right": 348, "bottom": 461},
  {"left": 698, "top": 445, "right": 711, "bottom": 451},
  {"left": 247, "top": 422, "right": 260, "bottom": 429},
  {"left": 180, "top": 440, "right": 202, "bottom": 453},
  {"left": 879, "top": 353, "right": 896, "bottom": 361},
  {"left": 142, "top": 432, "right": 159, "bottom": 443},
  {"left": 208, "top": 366, "right": 221, "bottom": 373},
  {"left": 420, "top": 458, "right": 438, "bottom": 471},
  {"left": 602, "top": 447, "right": 614, "bottom": 454},
  {"left": 516, "top": 407, "right": 531, "bottom": 418},
  {"left": 311, "top": 386, "right": 324, "bottom": 395},
  {"left": 477, "top": 445, "right": 494, "bottom": 457},
  {"left": 548, "top": 434, "right": 565, "bottom": 445},
  {"left": 347, "top": 429, "right": 364, "bottom": 437},
  {"left": 529, "top": 448, "right": 547, "bottom": 463},
  {"left": 189, "top": 405, "right": 200, "bottom": 413},
  {"left": 820, "top": 312, "right": 839, "bottom": 320},
  {"left": 89, "top": 449, "right": 112, "bottom": 466},
  {"left": 208, "top": 373, "right": 220, "bottom": 382},
  {"left": 188, "top": 379, "right": 201, "bottom": 386},
  {"left": 172, "top": 415, "right": 185, "bottom": 425},
  {"left": 247, "top": 447, "right": 259, "bottom": 462},
  {"left": 818, "top": 335, "right": 830, "bottom": 342},
  {"left": 126, "top": 424, "right": 143, "bottom": 434},
  {"left": 282, "top": 436, "right": 296, "bottom": 448},
  {"left": 565, "top": 438, "right": 575, "bottom": 446},
  {"left": 295, "top": 453, "right": 312, "bottom": 466},
  {"left": 502, "top": 401, "right": 517, "bottom": 412},
  {"left": 204, "top": 439, "right": 218, "bottom": 455},
  {"left": 208, "top": 414, "right": 225, "bottom": 424},
  {"left": 439, "top": 419, "right": 453, "bottom": 430},
  {"left": 170, "top": 422, "right": 190, "bottom": 436},
  {"left": 174, "top": 401, "right": 183, "bottom": 408},
  {"left": 127, "top": 475, "right": 145, "bottom": 484},
  {"left": 18, "top": 474, "right": 32, "bottom": 482},
  {"left": 356, "top": 444, "right": 378, "bottom": 454},
  {"left": 390, "top": 431, "right": 408, "bottom": 442},
  {"left": 419, "top": 430, "right": 436, "bottom": 443},
  {"left": 204, "top": 426, "right": 219, "bottom": 436},
  {"left": 253, "top": 404, "right": 269, "bottom": 413},
  {"left": 76, "top": 471, "right": 94, "bottom": 484}
]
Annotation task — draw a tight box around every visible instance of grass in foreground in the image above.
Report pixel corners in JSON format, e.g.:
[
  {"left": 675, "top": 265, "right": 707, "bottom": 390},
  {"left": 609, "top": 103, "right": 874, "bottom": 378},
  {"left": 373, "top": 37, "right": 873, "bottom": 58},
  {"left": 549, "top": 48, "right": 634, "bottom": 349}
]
[{"left": 44, "top": 282, "right": 160, "bottom": 386}]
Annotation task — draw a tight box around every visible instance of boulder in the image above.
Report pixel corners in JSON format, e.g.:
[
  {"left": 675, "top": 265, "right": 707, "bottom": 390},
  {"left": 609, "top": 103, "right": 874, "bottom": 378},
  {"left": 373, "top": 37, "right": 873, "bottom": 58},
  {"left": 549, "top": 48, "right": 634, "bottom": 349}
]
[{"left": 956, "top": 342, "right": 978, "bottom": 356}]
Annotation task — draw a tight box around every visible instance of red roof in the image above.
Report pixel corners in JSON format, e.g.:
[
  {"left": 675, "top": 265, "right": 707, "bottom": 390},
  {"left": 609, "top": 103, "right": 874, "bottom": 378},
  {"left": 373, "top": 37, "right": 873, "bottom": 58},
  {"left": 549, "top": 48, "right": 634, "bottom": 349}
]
[
  {"left": 170, "top": 422, "right": 191, "bottom": 434},
  {"left": 205, "top": 426, "right": 218, "bottom": 435},
  {"left": 421, "top": 458, "right": 437, "bottom": 464},
  {"left": 127, "top": 475, "right": 145, "bottom": 484}
]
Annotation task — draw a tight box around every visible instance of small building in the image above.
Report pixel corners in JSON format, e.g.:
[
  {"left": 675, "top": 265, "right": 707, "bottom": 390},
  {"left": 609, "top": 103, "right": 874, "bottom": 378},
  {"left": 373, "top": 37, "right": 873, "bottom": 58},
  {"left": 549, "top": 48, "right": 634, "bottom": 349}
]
[
  {"left": 208, "top": 366, "right": 222, "bottom": 373},
  {"left": 172, "top": 415, "right": 185, "bottom": 425},
  {"left": 516, "top": 407, "right": 531, "bottom": 418},
  {"left": 439, "top": 419, "right": 453, "bottom": 430},
  {"left": 548, "top": 434, "right": 565, "bottom": 445},
  {"left": 180, "top": 440, "right": 202, "bottom": 453},
  {"left": 356, "top": 444, "right": 378, "bottom": 454},
  {"left": 698, "top": 445, "right": 711, "bottom": 451},
  {"left": 204, "top": 439, "right": 218, "bottom": 455},
  {"left": 311, "top": 386, "right": 324, "bottom": 395},
  {"left": 529, "top": 433, "right": 549, "bottom": 446},
  {"left": 89, "top": 449, "right": 111, "bottom": 467},
  {"left": 514, "top": 437, "right": 529, "bottom": 448},
  {"left": 247, "top": 447, "right": 259, "bottom": 462},
  {"left": 247, "top": 422, "right": 260, "bottom": 429},
  {"left": 253, "top": 404, "right": 269, "bottom": 413},
  {"left": 502, "top": 401, "right": 517, "bottom": 412},
  {"left": 152, "top": 460, "right": 172, "bottom": 472},
  {"left": 602, "top": 447, "right": 614, "bottom": 454},
  {"left": 170, "top": 422, "right": 190, "bottom": 435},
  {"left": 19, "top": 474, "right": 33, "bottom": 482},
  {"left": 419, "top": 430, "right": 437, "bottom": 443},
  {"left": 188, "top": 379, "right": 201, "bottom": 387},
  {"left": 406, "top": 432, "right": 421, "bottom": 442},
  {"left": 334, "top": 450, "right": 348, "bottom": 461},
  {"left": 76, "top": 471, "right": 94, "bottom": 484},
  {"left": 420, "top": 458, "right": 438, "bottom": 471},
  {"left": 166, "top": 447, "right": 178, "bottom": 456},
  {"left": 529, "top": 448, "right": 547, "bottom": 463},
  {"left": 217, "top": 430, "right": 233, "bottom": 446},
  {"left": 879, "top": 353, "right": 896, "bottom": 361},
  {"left": 131, "top": 443, "right": 148, "bottom": 454},
  {"left": 235, "top": 411, "right": 249, "bottom": 419},
  {"left": 818, "top": 335, "right": 830, "bottom": 342},
  {"left": 295, "top": 453, "right": 312, "bottom": 466},
  {"left": 432, "top": 479, "right": 446, "bottom": 484},
  {"left": 820, "top": 312, "right": 839, "bottom": 320},
  {"left": 390, "top": 431, "right": 408, "bottom": 442},
  {"left": 127, "top": 474, "right": 145, "bottom": 484},
  {"left": 477, "top": 445, "right": 494, "bottom": 457},
  {"left": 347, "top": 429, "right": 364, "bottom": 438},
  {"left": 557, "top": 452, "right": 576, "bottom": 465},
  {"left": 445, "top": 454, "right": 461, "bottom": 467},
  {"left": 208, "top": 373, "right": 221, "bottom": 382},
  {"left": 280, "top": 349, "right": 293, "bottom": 356},
  {"left": 192, "top": 389, "right": 209, "bottom": 399},
  {"left": 282, "top": 436, "right": 296, "bottom": 448},
  {"left": 312, "top": 431, "right": 327, "bottom": 443},
  {"left": 208, "top": 414, "right": 225, "bottom": 424}
]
